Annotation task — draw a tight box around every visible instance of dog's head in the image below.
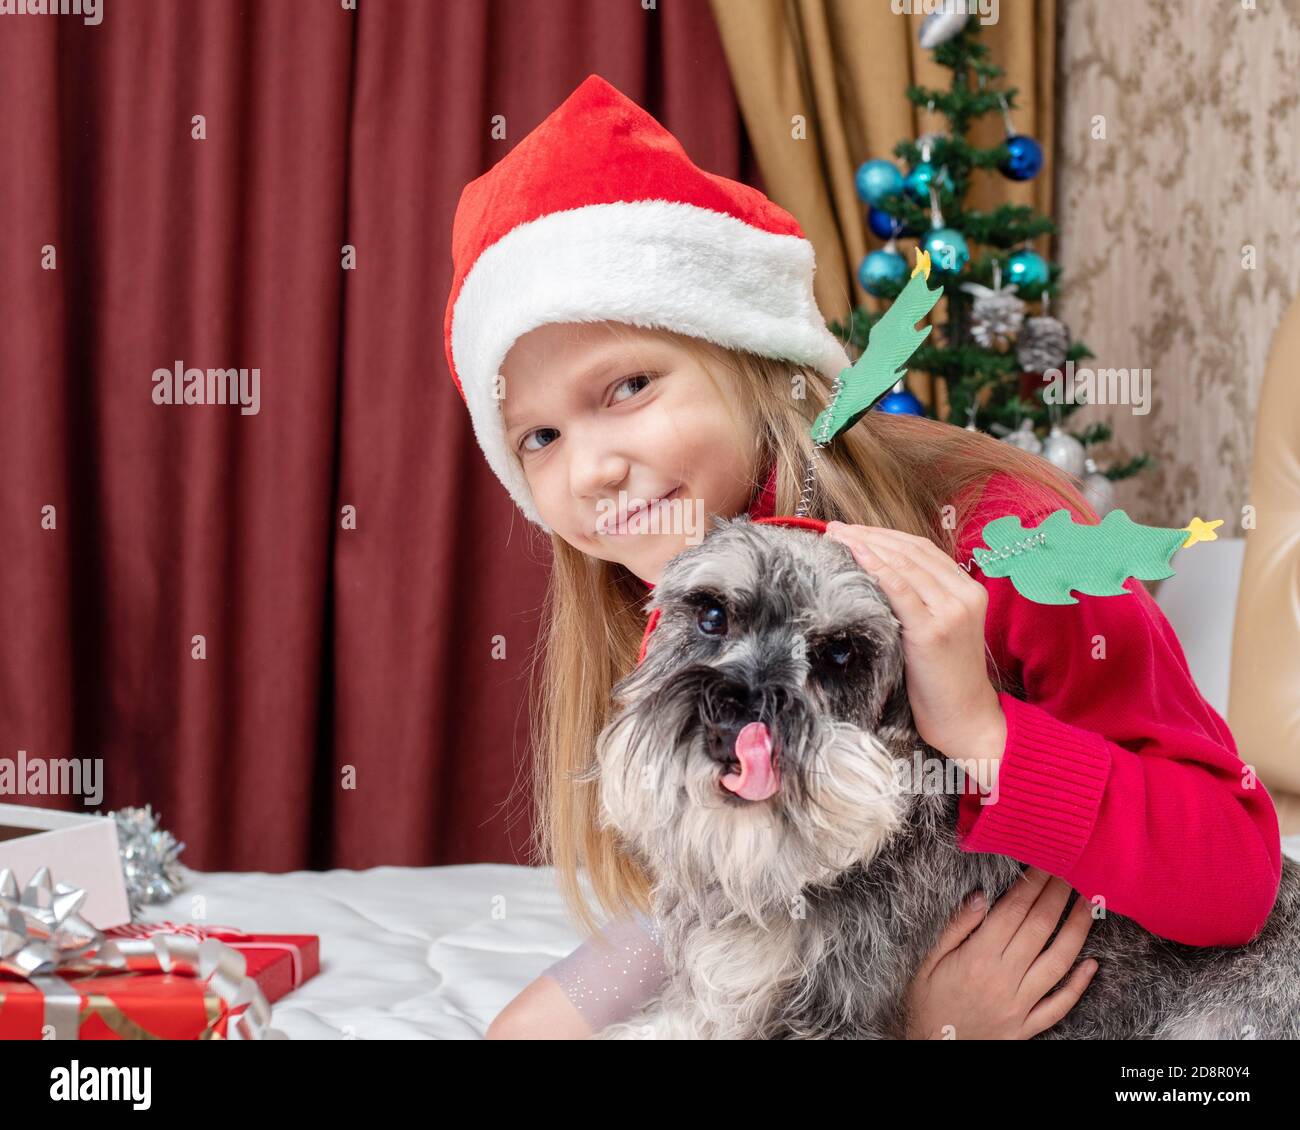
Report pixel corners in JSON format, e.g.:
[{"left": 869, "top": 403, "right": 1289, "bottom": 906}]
[{"left": 591, "top": 515, "right": 923, "bottom": 919}]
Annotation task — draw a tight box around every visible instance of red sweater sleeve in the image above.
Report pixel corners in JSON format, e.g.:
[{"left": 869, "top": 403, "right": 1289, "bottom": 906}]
[{"left": 952, "top": 481, "right": 1282, "bottom": 947}]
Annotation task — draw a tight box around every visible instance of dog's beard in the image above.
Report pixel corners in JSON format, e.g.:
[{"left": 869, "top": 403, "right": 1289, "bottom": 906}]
[{"left": 595, "top": 667, "right": 909, "bottom": 925}]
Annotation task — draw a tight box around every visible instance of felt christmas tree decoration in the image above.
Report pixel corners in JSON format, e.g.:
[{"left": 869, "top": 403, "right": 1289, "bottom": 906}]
[
  {"left": 972, "top": 510, "right": 1225, "bottom": 605},
  {"left": 810, "top": 250, "right": 944, "bottom": 444},
  {"left": 791, "top": 244, "right": 1227, "bottom": 606}
]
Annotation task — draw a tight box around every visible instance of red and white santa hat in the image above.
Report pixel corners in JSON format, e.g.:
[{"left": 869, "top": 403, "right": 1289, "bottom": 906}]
[{"left": 443, "top": 73, "right": 852, "bottom": 531}]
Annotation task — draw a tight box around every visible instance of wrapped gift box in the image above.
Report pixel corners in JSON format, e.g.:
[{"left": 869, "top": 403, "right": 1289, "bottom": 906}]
[
  {"left": 104, "top": 923, "right": 320, "bottom": 1004},
  {"left": 1, "top": 968, "right": 248, "bottom": 1040}
]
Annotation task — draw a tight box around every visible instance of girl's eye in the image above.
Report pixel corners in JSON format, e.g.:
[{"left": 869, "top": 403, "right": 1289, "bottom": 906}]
[
  {"left": 610, "top": 373, "right": 653, "bottom": 403},
  {"left": 696, "top": 601, "right": 728, "bottom": 637},
  {"left": 519, "top": 427, "right": 559, "bottom": 454},
  {"left": 517, "top": 373, "right": 654, "bottom": 455}
]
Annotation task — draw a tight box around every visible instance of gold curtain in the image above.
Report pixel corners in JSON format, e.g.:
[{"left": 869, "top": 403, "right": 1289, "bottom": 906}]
[{"left": 708, "top": 0, "right": 1057, "bottom": 415}]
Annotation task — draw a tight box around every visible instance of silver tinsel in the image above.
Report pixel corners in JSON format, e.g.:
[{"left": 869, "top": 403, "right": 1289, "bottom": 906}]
[
  {"left": 109, "top": 804, "right": 187, "bottom": 919},
  {"left": 1016, "top": 314, "right": 1071, "bottom": 372}
]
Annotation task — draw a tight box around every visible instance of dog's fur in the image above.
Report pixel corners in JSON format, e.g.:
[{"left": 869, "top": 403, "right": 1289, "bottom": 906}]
[{"left": 583, "top": 516, "right": 1300, "bottom": 1039}]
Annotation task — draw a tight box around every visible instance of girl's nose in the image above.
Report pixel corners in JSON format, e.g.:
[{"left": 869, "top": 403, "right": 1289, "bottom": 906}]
[{"left": 571, "top": 448, "right": 631, "bottom": 503}]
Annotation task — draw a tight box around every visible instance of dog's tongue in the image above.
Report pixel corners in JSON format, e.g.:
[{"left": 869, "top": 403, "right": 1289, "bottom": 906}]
[{"left": 721, "top": 721, "right": 780, "bottom": 801}]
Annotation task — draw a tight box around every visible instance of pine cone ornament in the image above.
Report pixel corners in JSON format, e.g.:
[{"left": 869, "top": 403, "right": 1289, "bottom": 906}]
[
  {"left": 960, "top": 281, "right": 1025, "bottom": 353},
  {"left": 1016, "top": 314, "right": 1070, "bottom": 372}
]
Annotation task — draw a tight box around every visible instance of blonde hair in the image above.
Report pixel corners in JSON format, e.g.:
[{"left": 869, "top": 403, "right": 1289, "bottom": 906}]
[{"left": 519, "top": 325, "right": 1096, "bottom": 938}]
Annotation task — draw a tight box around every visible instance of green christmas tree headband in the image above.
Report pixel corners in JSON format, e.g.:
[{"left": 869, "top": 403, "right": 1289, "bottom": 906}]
[{"left": 796, "top": 249, "right": 1224, "bottom": 606}]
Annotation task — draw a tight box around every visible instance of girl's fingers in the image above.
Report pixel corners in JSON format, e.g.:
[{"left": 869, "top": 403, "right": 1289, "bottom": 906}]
[
  {"left": 827, "top": 529, "right": 950, "bottom": 618},
  {"left": 1021, "top": 958, "right": 1100, "bottom": 1038},
  {"left": 1021, "top": 893, "right": 1097, "bottom": 1001},
  {"left": 828, "top": 525, "right": 971, "bottom": 609},
  {"left": 915, "top": 891, "right": 989, "bottom": 980},
  {"left": 1002, "top": 874, "right": 1076, "bottom": 972},
  {"left": 974, "top": 866, "right": 1053, "bottom": 951},
  {"left": 829, "top": 533, "right": 934, "bottom": 626}
]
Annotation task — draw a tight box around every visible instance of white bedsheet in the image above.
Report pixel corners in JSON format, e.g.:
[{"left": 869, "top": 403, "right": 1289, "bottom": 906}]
[{"left": 144, "top": 836, "right": 1300, "bottom": 1040}]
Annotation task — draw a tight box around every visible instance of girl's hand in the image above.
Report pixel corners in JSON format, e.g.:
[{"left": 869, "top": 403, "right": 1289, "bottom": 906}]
[
  {"left": 903, "top": 866, "right": 1100, "bottom": 1039},
  {"left": 824, "top": 522, "right": 1005, "bottom": 764}
]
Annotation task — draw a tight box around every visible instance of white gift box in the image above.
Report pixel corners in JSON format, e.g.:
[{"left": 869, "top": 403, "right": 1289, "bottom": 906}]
[{"left": 0, "top": 803, "right": 132, "bottom": 929}]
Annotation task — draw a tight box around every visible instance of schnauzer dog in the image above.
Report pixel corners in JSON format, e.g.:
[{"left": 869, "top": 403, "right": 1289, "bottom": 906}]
[{"left": 587, "top": 515, "right": 1300, "bottom": 1039}]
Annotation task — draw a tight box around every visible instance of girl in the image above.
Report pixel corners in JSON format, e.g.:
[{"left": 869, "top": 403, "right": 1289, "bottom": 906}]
[{"left": 444, "top": 75, "right": 1283, "bottom": 1039}]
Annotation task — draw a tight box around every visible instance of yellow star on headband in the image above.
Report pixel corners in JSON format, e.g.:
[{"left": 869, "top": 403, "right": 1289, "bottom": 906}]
[
  {"left": 1181, "top": 516, "right": 1224, "bottom": 547},
  {"left": 912, "top": 249, "right": 932, "bottom": 280}
]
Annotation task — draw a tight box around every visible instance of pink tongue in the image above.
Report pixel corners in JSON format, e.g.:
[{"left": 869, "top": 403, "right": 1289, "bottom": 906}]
[{"left": 721, "top": 721, "right": 780, "bottom": 801}]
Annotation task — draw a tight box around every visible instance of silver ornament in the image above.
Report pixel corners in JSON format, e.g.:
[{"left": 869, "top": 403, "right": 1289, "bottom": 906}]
[
  {"left": 919, "top": 10, "right": 968, "bottom": 49},
  {"left": 1082, "top": 457, "right": 1117, "bottom": 515},
  {"left": 1016, "top": 314, "right": 1071, "bottom": 372},
  {"left": 109, "top": 804, "right": 188, "bottom": 919},
  {"left": 917, "top": 131, "right": 948, "bottom": 164},
  {"left": 1001, "top": 418, "right": 1043, "bottom": 454},
  {"left": 1042, "top": 425, "right": 1086, "bottom": 477}
]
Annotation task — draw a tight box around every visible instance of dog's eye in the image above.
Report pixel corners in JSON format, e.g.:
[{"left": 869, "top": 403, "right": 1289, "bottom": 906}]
[
  {"left": 696, "top": 601, "right": 728, "bottom": 637},
  {"left": 813, "top": 634, "right": 864, "bottom": 675},
  {"left": 827, "top": 638, "right": 855, "bottom": 667}
]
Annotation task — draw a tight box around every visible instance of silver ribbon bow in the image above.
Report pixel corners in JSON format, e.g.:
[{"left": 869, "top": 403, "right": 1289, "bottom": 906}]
[{"left": 0, "top": 866, "right": 285, "bottom": 1040}]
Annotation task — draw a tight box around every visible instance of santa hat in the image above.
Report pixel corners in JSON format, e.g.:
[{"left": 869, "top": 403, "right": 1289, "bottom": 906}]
[{"left": 443, "top": 73, "right": 852, "bottom": 530}]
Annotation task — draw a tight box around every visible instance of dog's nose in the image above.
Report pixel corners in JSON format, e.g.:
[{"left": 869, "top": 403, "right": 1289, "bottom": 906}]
[
  {"left": 705, "top": 721, "right": 750, "bottom": 767},
  {"left": 700, "top": 677, "right": 767, "bottom": 765}
]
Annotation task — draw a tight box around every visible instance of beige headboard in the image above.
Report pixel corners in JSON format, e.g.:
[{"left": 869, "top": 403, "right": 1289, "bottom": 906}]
[{"left": 1229, "top": 292, "right": 1300, "bottom": 837}]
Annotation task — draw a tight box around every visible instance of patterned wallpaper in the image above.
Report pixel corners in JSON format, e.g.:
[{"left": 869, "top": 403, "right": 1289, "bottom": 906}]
[{"left": 1053, "top": 0, "right": 1300, "bottom": 525}]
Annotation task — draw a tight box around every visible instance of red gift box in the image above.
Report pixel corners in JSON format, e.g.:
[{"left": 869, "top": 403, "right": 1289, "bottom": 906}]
[
  {"left": 0, "top": 967, "right": 247, "bottom": 1040},
  {"left": 104, "top": 923, "right": 319, "bottom": 1004}
]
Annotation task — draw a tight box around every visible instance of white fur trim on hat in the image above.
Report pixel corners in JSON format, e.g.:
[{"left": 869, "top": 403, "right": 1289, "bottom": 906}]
[{"left": 449, "top": 200, "right": 852, "bottom": 531}]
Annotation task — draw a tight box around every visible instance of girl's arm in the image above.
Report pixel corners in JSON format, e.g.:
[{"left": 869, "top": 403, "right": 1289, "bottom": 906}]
[
  {"left": 955, "top": 499, "right": 1282, "bottom": 948},
  {"left": 488, "top": 910, "right": 667, "bottom": 1038},
  {"left": 486, "top": 971, "right": 595, "bottom": 1039}
]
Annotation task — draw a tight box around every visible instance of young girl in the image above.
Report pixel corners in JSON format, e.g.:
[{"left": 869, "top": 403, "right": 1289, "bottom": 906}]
[{"left": 445, "top": 75, "right": 1283, "bottom": 1039}]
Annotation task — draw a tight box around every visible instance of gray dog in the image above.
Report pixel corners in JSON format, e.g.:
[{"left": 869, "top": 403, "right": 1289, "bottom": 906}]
[{"left": 587, "top": 516, "right": 1300, "bottom": 1039}]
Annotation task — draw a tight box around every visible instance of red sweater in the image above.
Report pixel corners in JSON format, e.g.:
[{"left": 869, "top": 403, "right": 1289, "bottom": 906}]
[{"left": 643, "top": 467, "right": 1282, "bottom": 947}]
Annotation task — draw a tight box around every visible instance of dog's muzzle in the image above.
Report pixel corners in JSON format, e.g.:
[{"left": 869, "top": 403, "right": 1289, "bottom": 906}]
[{"left": 698, "top": 673, "right": 787, "bottom": 802}]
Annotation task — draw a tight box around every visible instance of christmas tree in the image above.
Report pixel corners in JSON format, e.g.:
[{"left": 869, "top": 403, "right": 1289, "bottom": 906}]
[{"left": 833, "top": 12, "right": 1152, "bottom": 512}]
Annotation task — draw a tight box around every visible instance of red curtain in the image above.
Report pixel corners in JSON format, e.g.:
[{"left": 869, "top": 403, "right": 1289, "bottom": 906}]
[{"left": 0, "top": 0, "right": 761, "bottom": 870}]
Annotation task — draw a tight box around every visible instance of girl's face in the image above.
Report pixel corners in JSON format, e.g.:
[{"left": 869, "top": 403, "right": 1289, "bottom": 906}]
[{"left": 500, "top": 321, "right": 759, "bottom": 585}]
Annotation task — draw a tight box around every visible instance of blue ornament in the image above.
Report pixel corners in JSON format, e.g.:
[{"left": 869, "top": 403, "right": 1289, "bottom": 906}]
[
  {"left": 855, "top": 160, "right": 904, "bottom": 207},
  {"left": 1007, "top": 248, "right": 1050, "bottom": 289},
  {"left": 1000, "top": 134, "right": 1043, "bottom": 181},
  {"left": 877, "top": 383, "right": 926, "bottom": 416},
  {"left": 922, "top": 228, "right": 969, "bottom": 276},
  {"left": 858, "top": 249, "right": 908, "bottom": 297},
  {"left": 867, "top": 206, "right": 905, "bottom": 240},
  {"left": 904, "top": 161, "right": 952, "bottom": 203}
]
